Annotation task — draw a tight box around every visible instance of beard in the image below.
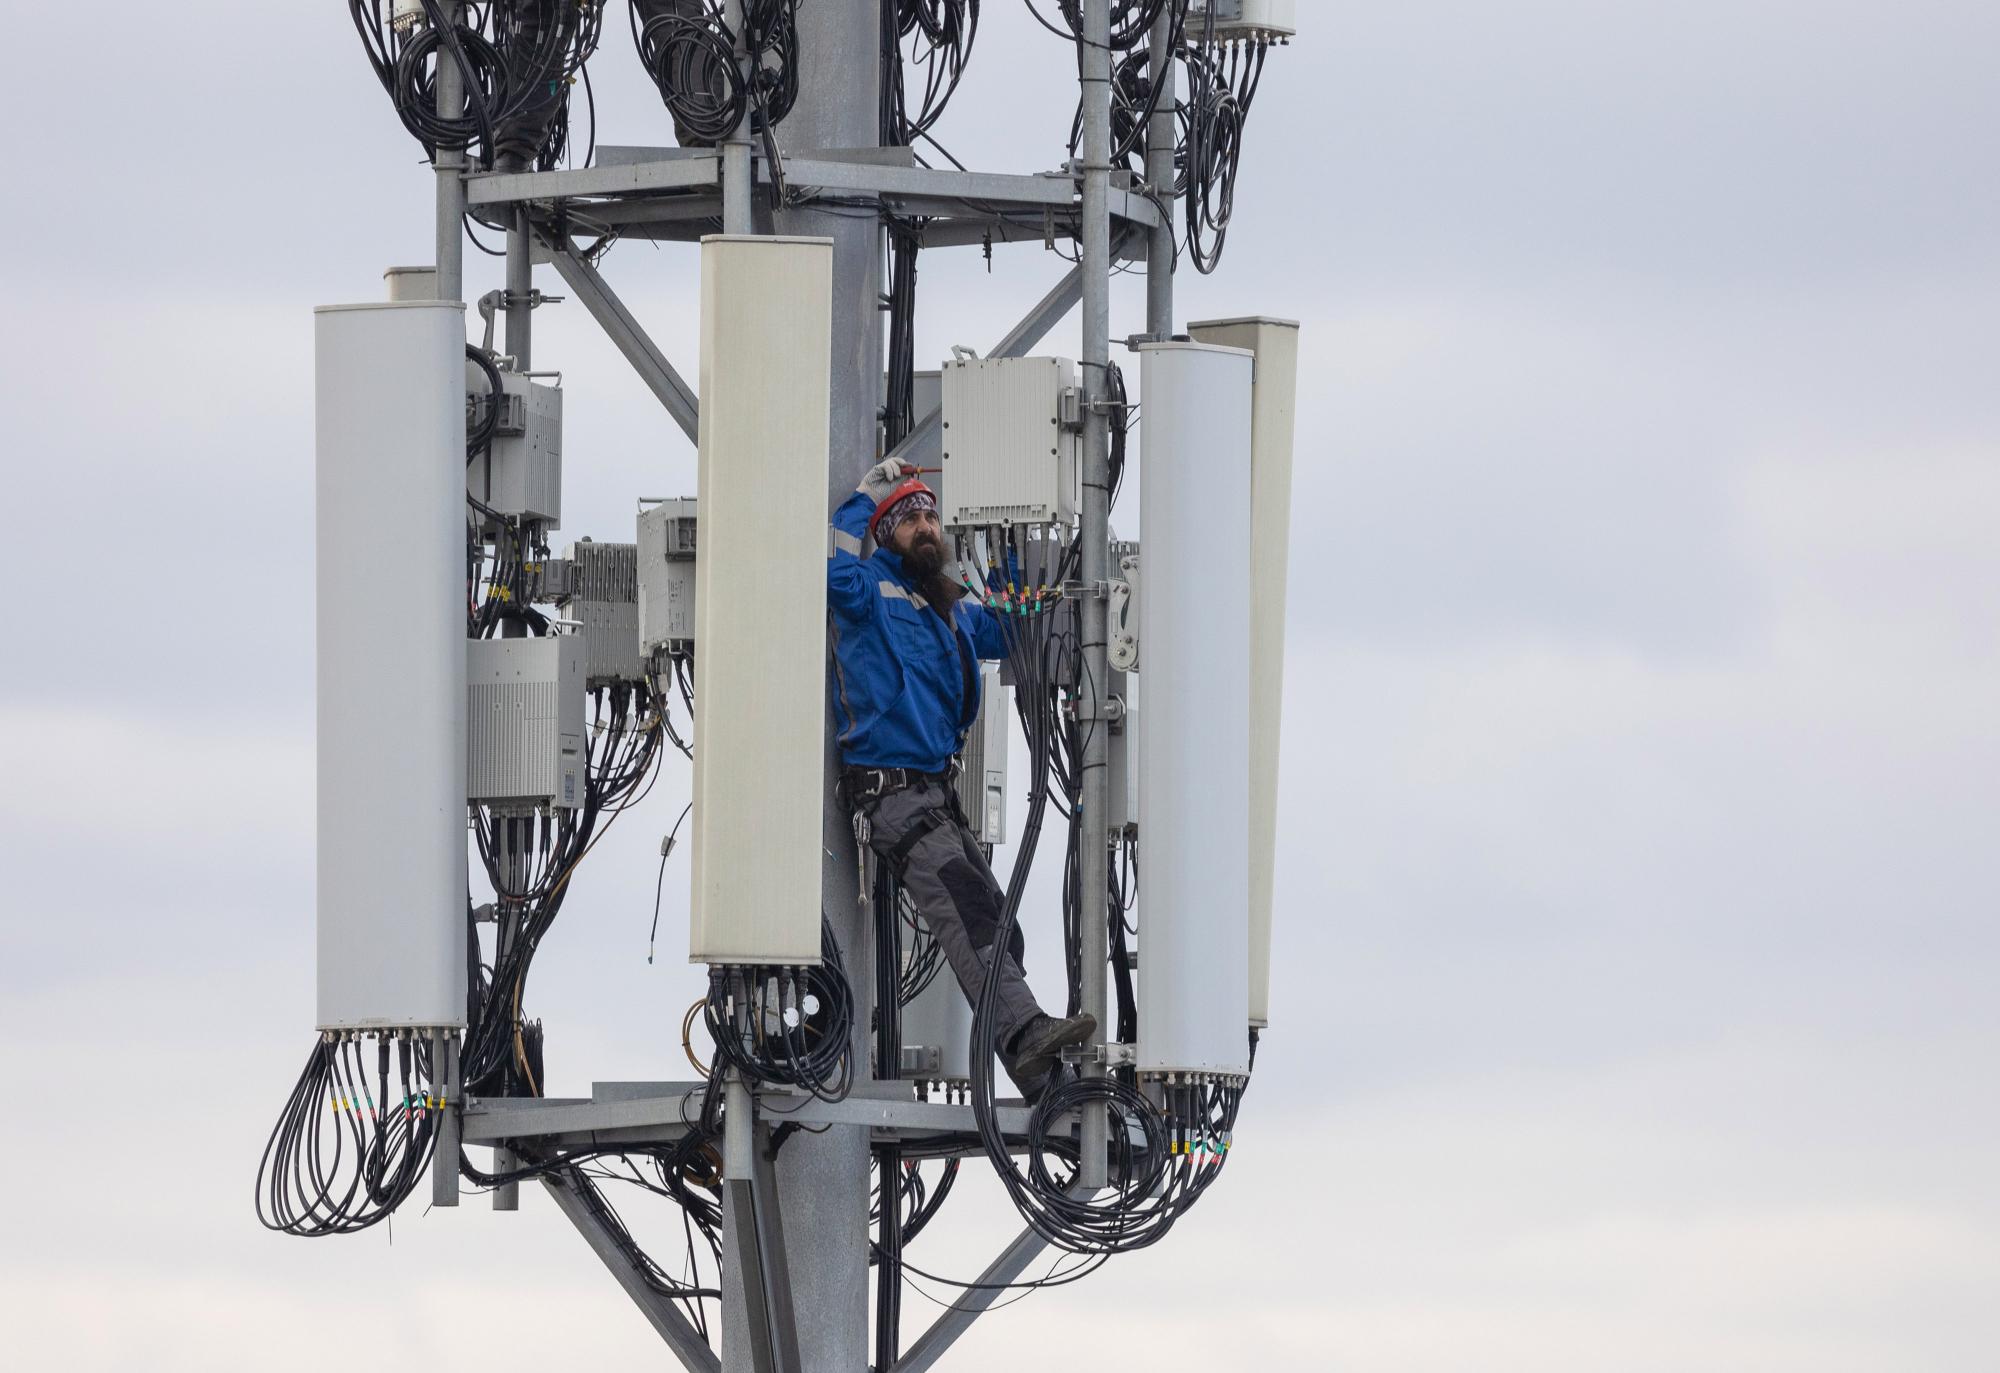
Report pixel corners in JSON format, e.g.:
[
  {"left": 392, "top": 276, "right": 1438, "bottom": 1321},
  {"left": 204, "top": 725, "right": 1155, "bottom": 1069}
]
[
  {"left": 901, "top": 529, "right": 947, "bottom": 578},
  {"left": 900, "top": 530, "right": 963, "bottom": 610}
]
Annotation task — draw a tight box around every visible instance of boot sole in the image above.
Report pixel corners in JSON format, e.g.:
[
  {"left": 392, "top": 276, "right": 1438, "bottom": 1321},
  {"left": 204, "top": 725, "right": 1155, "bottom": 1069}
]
[{"left": 1011, "top": 1014, "right": 1099, "bottom": 1081}]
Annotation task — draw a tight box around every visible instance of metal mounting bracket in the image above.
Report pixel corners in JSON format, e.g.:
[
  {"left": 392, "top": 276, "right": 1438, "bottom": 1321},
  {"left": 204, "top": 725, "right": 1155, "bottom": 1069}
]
[
  {"left": 1060, "top": 1041, "right": 1137, "bottom": 1068},
  {"left": 1067, "top": 694, "right": 1126, "bottom": 725},
  {"left": 1109, "top": 585, "right": 1137, "bottom": 670},
  {"left": 1109, "top": 543, "right": 1140, "bottom": 671},
  {"left": 504, "top": 288, "right": 565, "bottom": 310}
]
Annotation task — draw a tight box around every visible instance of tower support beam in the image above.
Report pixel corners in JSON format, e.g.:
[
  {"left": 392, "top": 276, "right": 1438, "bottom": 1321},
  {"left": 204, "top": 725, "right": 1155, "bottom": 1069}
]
[
  {"left": 543, "top": 238, "right": 702, "bottom": 443},
  {"left": 543, "top": 1171, "right": 723, "bottom": 1373}
]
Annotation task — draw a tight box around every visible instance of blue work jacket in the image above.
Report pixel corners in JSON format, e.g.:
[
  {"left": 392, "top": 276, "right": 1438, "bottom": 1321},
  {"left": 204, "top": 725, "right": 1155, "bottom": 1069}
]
[{"left": 827, "top": 490, "right": 1010, "bottom": 771}]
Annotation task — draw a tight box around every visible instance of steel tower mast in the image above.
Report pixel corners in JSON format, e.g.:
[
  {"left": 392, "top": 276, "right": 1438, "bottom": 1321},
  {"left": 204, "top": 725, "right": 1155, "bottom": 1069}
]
[{"left": 274, "top": 2, "right": 1298, "bottom": 1367}]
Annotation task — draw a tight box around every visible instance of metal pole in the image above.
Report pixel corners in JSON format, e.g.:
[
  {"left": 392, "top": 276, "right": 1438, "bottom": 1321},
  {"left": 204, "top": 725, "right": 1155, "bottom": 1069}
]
[
  {"left": 724, "top": 1071, "right": 755, "bottom": 1179},
  {"left": 722, "top": 0, "right": 754, "bottom": 233},
  {"left": 506, "top": 206, "right": 533, "bottom": 367},
  {"left": 1076, "top": 0, "right": 1114, "bottom": 1193},
  {"left": 434, "top": 2, "right": 466, "bottom": 304},
  {"left": 718, "top": 3, "right": 882, "bottom": 1368},
  {"left": 432, "top": 2, "right": 467, "bottom": 1211},
  {"left": 432, "top": 1032, "right": 460, "bottom": 1206},
  {"left": 716, "top": 0, "right": 761, "bottom": 1340},
  {"left": 492, "top": 207, "right": 524, "bottom": 1224},
  {"left": 1145, "top": 6, "right": 1177, "bottom": 339}
]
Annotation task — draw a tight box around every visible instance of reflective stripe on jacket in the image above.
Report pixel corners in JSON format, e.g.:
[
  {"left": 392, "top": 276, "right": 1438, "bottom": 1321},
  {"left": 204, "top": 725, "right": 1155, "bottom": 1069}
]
[{"left": 828, "top": 490, "right": 1009, "bottom": 771}]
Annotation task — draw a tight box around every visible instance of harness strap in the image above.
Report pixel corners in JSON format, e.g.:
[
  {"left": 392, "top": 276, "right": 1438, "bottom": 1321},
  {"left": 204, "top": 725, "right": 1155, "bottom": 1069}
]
[{"left": 883, "top": 806, "right": 948, "bottom": 869}]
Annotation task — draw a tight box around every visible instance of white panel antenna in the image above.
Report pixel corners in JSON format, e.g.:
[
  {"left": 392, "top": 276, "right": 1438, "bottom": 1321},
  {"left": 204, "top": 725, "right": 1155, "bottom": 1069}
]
[
  {"left": 688, "top": 236, "right": 833, "bottom": 967},
  {"left": 314, "top": 301, "right": 468, "bottom": 1032},
  {"left": 1188, "top": 316, "right": 1300, "bottom": 1030},
  {"left": 1135, "top": 341, "right": 1254, "bottom": 1080}
]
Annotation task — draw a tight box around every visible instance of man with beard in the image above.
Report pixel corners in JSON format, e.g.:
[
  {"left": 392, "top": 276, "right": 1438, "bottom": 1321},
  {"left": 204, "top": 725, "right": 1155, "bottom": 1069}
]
[{"left": 828, "top": 458, "right": 1097, "bottom": 1099}]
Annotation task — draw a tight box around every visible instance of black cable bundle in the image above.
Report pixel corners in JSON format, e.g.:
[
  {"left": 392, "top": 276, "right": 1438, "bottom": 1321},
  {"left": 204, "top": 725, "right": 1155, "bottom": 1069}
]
[
  {"left": 871, "top": 869, "right": 908, "bottom": 1367},
  {"left": 1072, "top": 3, "right": 1186, "bottom": 166},
  {"left": 461, "top": 382, "right": 672, "bottom": 1103},
  {"left": 884, "top": 222, "right": 924, "bottom": 451},
  {"left": 465, "top": 346, "right": 506, "bottom": 464},
  {"left": 869, "top": 858, "right": 965, "bottom": 1367},
  {"left": 1107, "top": 830, "right": 1139, "bottom": 1053},
  {"left": 466, "top": 515, "right": 552, "bottom": 634},
  {"left": 256, "top": 1034, "right": 439, "bottom": 1237},
  {"left": 868, "top": 1152, "right": 963, "bottom": 1362},
  {"left": 962, "top": 670, "right": 1174, "bottom": 1254},
  {"left": 970, "top": 834, "right": 1245, "bottom": 1258},
  {"left": 877, "top": 1155, "right": 960, "bottom": 1250},
  {"left": 650, "top": 652, "right": 698, "bottom": 759},
  {"left": 349, "top": 0, "right": 605, "bottom": 170},
  {"left": 874, "top": 862, "right": 906, "bottom": 1079},
  {"left": 1052, "top": 2, "right": 1273, "bottom": 274},
  {"left": 886, "top": 0, "right": 980, "bottom": 147},
  {"left": 557, "top": 1162, "right": 723, "bottom": 1331},
  {"left": 489, "top": 0, "right": 606, "bottom": 169},
  {"left": 1105, "top": 359, "right": 1132, "bottom": 507},
  {"left": 460, "top": 1136, "right": 728, "bottom": 1334},
  {"left": 702, "top": 920, "right": 855, "bottom": 1099},
  {"left": 944, "top": 510, "right": 1248, "bottom": 1255},
  {"left": 1028, "top": 0, "right": 1175, "bottom": 51},
  {"left": 631, "top": 0, "right": 801, "bottom": 148},
  {"left": 1176, "top": 10, "right": 1268, "bottom": 273},
  {"left": 462, "top": 680, "right": 666, "bottom": 1098},
  {"left": 892, "top": 881, "right": 949, "bottom": 1008}
]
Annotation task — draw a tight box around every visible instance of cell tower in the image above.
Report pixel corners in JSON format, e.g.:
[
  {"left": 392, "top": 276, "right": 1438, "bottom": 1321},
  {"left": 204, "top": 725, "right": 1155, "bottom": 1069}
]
[{"left": 259, "top": 2, "right": 1300, "bottom": 1368}]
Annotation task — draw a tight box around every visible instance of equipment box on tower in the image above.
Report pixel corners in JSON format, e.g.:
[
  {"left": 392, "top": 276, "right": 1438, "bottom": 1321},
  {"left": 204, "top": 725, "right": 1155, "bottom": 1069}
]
[
  {"left": 466, "top": 635, "right": 587, "bottom": 809},
  {"left": 940, "top": 355, "right": 1080, "bottom": 529}
]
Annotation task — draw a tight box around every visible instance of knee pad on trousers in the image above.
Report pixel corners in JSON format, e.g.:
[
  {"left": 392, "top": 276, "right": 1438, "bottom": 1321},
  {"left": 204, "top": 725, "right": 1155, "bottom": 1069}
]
[{"left": 939, "top": 856, "right": 1011, "bottom": 956}]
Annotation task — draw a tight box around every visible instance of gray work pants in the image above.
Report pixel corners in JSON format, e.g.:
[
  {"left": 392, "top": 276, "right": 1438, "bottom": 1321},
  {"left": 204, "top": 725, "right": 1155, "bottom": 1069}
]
[{"left": 858, "top": 778, "right": 1046, "bottom": 1089}]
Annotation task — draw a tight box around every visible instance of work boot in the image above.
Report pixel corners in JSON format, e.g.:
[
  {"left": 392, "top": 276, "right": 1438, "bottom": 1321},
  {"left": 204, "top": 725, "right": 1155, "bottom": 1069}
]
[{"left": 1007, "top": 1011, "right": 1098, "bottom": 1083}]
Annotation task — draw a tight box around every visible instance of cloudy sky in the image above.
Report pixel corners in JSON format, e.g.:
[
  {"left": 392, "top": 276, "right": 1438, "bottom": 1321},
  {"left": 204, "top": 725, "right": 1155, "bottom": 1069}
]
[{"left": 2, "top": 1, "right": 1995, "bottom": 1369}]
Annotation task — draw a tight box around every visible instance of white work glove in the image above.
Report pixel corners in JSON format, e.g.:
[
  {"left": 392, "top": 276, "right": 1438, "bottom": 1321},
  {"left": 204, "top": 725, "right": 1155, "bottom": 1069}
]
[{"left": 858, "top": 457, "right": 913, "bottom": 506}]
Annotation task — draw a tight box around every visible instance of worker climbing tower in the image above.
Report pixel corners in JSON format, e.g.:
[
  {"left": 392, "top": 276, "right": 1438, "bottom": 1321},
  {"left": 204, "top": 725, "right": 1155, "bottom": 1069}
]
[{"left": 259, "top": 2, "right": 1300, "bottom": 1368}]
